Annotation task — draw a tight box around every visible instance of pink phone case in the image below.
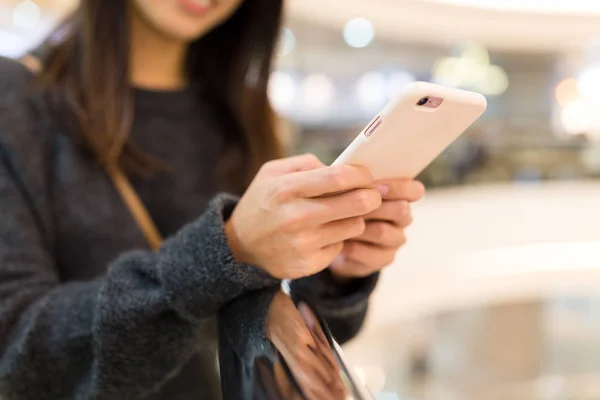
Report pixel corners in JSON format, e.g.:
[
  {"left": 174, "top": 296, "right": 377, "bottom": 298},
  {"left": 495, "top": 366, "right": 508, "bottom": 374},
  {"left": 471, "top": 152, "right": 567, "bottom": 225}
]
[{"left": 332, "top": 82, "right": 487, "bottom": 180}]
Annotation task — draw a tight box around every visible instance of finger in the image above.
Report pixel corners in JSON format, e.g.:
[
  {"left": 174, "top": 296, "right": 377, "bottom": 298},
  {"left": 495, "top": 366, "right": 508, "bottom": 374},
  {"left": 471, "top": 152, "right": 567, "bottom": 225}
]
[
  {"left": 315, "top": 217, "right": 366, "bottom": 247},
  {"left": 301, "top": 242, "right": 344, "bottom": 277},
  {"left": 364, "top": 200, "right": 411, "bottom": 225},
  {"left": 374, "top": 179, "right": 425, "bottom": 201},
  {"left": 355, "top": 221, "right": 406, "bottom": 248},
  {"left": 302, "top": 188, "right": 382, "bottom": 225},
  {"left": 338, "top": 241, "right": 398, "bottom": 271},
  {"left": 261, "top": 154, "right": 325, "bottom": 177},
  {"left": 283, "top": 164, "right": 375, "bottom": 199}
]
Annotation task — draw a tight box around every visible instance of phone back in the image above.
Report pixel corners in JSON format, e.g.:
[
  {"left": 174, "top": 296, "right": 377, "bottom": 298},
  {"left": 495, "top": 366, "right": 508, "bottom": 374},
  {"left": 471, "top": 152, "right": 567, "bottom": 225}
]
[{"left": 332, "top": 82, "right": 487, "bottom": 180}]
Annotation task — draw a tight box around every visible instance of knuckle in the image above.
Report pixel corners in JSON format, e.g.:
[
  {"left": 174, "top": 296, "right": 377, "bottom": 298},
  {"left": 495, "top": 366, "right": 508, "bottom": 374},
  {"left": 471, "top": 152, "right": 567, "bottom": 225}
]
[
  {"left": 280, "top": 209, "right": 306, "bottom": 231},
  {"left": 353, "top": 190, "right": 380, "bottom": 214},
  {"left": 287, "top": 214, "right": 306, "bottom": 231},
  {"left": 271, "top": 179, "right": 296, "bottom": 203},
  {"left": 325, "top": 166, "right": 349, "bottom": 189}
]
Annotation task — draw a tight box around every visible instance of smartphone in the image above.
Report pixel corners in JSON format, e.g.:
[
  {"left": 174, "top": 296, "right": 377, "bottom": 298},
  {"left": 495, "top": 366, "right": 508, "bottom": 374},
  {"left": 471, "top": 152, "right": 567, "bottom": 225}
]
[{"left": 332, "top": 82, "right": 487, "bottom": 180}]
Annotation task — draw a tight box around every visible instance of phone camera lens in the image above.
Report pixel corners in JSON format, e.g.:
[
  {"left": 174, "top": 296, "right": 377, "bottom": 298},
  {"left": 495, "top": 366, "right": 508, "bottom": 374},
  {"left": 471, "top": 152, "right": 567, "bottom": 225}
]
[{"left": 417, "top": 97, "right": 429, "bottom": 106}]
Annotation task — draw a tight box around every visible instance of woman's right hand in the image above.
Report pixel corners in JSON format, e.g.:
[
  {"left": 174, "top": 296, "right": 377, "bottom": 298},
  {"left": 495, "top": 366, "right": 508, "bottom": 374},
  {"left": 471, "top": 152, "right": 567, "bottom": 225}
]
[{"left": 225, "top": 154, "right": 382, "bottom": 280}]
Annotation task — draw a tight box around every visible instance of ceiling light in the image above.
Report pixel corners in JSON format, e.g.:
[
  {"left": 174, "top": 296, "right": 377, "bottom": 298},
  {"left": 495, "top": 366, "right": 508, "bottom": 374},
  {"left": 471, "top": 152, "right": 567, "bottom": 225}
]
[
  {"left": 343, "top": 18, "right": 375, "bottom": 49},
  {"left": 12, "top": 0, "right": 42, "bottom": 30}
]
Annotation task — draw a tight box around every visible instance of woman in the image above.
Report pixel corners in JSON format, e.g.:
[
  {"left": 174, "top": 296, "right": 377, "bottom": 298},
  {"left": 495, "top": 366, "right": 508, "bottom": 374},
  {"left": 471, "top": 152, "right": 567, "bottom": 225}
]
[{"left": 0, "top": 0, "right": 424, "bottom": 398}]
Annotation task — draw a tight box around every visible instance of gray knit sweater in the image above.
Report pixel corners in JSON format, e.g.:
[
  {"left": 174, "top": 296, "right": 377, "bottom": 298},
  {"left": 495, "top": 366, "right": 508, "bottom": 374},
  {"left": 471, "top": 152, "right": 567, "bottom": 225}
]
[{"left": 0, "top": 57, "right": 378, "bottom": 400}]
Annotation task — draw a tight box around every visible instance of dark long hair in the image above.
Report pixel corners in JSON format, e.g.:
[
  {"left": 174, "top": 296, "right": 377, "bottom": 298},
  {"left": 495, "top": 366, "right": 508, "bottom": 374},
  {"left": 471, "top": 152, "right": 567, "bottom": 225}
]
[{"left": 39, "top": 0, "right": 284, "bottom": 190}]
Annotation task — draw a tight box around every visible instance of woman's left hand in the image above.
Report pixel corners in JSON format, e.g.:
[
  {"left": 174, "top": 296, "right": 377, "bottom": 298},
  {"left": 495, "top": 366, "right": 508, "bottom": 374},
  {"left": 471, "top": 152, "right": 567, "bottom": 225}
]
[{"left": 329, "top": 179, "right": 425, "bottom": 280}]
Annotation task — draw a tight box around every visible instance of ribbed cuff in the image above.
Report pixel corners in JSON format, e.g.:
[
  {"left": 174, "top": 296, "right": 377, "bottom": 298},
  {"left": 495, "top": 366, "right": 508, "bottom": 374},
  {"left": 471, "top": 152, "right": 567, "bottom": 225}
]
[
  {"left": 158, "top": 193, "right": 280, "bottom": 322},
  {"left": 290, "top": 270, "right": 380, "bottom": 318}
]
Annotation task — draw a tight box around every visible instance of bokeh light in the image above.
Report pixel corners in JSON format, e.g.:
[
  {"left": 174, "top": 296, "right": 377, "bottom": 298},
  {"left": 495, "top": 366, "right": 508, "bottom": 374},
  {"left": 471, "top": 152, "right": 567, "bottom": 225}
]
[
  {"left": 577, "top": 66, "right": 600, "bottom": 105},
  {"left": 432, "top": 43, "right": 508, "bottom": 96},
  {"left": 0, "top": 30, "right": 26, "bottom": 58},
  {"left": 279, "top": 27, "right": 296, "bottom": 57},
  {"left": 268, "top": 71, "right": 297, "bottom": 112},
  {"left": 12, "top": 0, "right": 42, "bottom": 30},
  {"left": 343, "top": 18, "right": 375, "bottom": 48},
  {"left": 560, "top": 99, "right": 594, "bottom": 135},
  {"left": 476, "top": 65, "right": 509, "bottom": 96},
  {"left": 387, "top": 71, "right": 417, "bottom": 100},
  {"left": 555, "top": 77, "right": 580, "bottom": 107},
  {"left": 356, "top": 71, "right": 387, "bottom": 112},
  {"left": 301, "top": 73, "right": 335, "bottom": 110}
]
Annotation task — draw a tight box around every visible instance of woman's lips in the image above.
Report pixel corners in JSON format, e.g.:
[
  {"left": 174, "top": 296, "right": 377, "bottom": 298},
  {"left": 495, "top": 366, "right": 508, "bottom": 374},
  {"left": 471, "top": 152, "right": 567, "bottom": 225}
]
[{"left": 179, "top": 0, "right": 213, "bottom": 15}]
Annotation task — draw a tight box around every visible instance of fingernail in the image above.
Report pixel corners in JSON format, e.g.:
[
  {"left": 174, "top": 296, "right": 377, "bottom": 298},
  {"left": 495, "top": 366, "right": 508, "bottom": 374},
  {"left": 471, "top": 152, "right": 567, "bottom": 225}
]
[
  {"left": 374, "top": 184, "right": 389, "bottom": 197},
  {"left": 331, "top": 255, "right": 345, "bottom": 268}
]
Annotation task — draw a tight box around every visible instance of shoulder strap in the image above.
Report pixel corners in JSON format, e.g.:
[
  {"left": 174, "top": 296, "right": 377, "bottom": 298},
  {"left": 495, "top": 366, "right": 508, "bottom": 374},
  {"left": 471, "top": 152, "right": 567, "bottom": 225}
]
[
  {"left": 104, "top": 163, "right": 163, "bottom": 252},
  {"left": 21, "top": 55, "right": 163, "bottom": 252}
]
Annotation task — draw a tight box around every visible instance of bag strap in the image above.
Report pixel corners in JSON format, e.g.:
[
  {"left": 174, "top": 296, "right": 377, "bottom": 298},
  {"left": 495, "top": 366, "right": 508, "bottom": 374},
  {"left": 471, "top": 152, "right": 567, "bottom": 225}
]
[
  {"left": 104, "top": 163, "right": 163, "bottom": 251},
  {"left": 20, "top": 55, "right": 163, "bottom": 252}
]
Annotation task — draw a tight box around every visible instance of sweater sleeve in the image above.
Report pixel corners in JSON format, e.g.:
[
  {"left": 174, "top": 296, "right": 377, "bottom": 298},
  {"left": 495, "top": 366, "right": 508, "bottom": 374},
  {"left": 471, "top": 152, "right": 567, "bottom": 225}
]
[
  {"left": 0, "top": 152, "right": 278, "bottom": 399},
  {"left": 290, "top": 270, "right": 379, "bottom": 344},
  {"left": 0, "top": 56, "right": 279, "bottom": 399}
]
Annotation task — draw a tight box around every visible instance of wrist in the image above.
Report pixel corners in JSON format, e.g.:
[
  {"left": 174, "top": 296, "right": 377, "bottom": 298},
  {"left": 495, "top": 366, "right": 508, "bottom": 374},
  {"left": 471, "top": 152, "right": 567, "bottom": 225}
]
[
  {"left": 225, "top": 218, "right": 250, "bottom": 265},
  {"left": 328, "top": 269, "right": 355, "bottom": 284}
]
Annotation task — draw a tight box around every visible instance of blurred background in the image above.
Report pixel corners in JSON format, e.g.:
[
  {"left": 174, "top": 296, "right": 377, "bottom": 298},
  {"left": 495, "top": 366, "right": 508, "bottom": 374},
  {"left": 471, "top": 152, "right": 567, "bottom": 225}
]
[{"left": 2, "top": 0, "right": 600, "bottom": 399}]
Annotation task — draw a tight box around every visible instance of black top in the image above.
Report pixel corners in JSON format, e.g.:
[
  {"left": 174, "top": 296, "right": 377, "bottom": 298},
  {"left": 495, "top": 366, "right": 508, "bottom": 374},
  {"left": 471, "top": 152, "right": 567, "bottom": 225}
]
[{"left": 0, "top": 57, "right": 378, "bottom": 399}]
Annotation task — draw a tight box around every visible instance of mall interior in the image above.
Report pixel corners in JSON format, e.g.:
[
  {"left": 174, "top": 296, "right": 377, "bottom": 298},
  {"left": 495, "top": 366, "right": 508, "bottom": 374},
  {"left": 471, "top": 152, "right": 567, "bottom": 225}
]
[{"left": 2, "top": 1, "right": 600, "bottom": 399}]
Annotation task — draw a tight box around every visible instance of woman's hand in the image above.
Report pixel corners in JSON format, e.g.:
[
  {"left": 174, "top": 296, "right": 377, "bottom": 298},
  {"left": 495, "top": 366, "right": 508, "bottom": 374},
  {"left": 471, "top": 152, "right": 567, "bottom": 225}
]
[
  {"left": 225, "top": 154, "right": 383, "bottom": 280},
  {"left": 329, "top": 179, "right": 425, "bottom": 280}
]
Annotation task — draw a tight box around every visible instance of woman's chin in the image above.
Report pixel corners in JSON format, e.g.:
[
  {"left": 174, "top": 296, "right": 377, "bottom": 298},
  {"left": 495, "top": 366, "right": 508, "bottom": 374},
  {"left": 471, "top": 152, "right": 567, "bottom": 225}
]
[
  {"left": 158, "top": 21, "right": 215, "bottom": 41},
  {"left": 131, "top": 0, "right": 243, "bottom": 42}
]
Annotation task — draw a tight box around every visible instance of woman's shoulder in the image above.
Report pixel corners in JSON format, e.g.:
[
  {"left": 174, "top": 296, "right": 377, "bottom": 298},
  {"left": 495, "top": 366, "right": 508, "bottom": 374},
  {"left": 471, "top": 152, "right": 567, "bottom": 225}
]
[
  {"left": 0, "top": 56, "right": 36, "bottom": 96},
  {"left": 0, "top": 56, "right": 53, "bottom": 189},
  {"left": 0, "top": 54, "right": 46, "bottom": 127}
]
